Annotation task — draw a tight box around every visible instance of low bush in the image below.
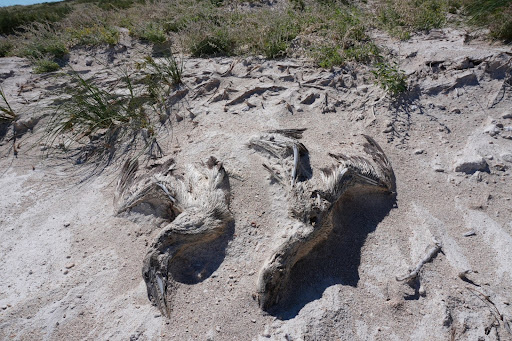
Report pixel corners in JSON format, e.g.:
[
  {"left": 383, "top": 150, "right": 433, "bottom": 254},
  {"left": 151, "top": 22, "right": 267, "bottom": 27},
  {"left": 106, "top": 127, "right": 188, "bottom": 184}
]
[
  {"left": 261, "top": 12, "right": 301, "bottom": 59},
  {"left": 190, "top": 30, "right": 235, "bottom": 57},
  {"left": 69, "top": 24, "right": 120, "bottom": 46},
  {"left": 19, "top": 23, "right": 68, "bottom": 60},
  {"left": 132, "top": 22, "right": 167, "bottom": 43},
  {"left": 0, "top": 39, "right": 13, "bottom": 57},
  {"left": 33, "top": 59, "right": 61, "bottom": 73},
  {"left": 314, "top": 46, "right": 345, "bottom": 68},
  {"left": 372, "top": 61, "right": 408, "bottom": 96}
]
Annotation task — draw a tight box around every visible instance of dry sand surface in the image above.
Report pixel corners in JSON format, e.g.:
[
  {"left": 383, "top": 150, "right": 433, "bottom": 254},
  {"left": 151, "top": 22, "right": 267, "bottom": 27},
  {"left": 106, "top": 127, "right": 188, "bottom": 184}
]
[{"left": 1, "top": 28, "right": 512, "bottom": 340}]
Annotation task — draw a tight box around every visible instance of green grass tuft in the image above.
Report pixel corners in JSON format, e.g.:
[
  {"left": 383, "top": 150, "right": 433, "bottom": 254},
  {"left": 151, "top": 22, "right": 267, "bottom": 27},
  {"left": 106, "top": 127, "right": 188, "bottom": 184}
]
[
  {"left": 0, "top": 88, "right": 17, "bottom": 123},
  {"left": 314, "top": 46, "right": 345, "bottom": 68}
]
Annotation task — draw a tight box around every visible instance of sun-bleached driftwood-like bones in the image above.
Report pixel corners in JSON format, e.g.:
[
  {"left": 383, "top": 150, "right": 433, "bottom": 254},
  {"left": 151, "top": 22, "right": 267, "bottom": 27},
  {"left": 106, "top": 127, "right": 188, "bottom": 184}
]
[
  {"left": 115, "top": 156, "right": 232, "bottom": 317},
  {"left": 248, "top": 129, "right": 395, "bottom": 311}
]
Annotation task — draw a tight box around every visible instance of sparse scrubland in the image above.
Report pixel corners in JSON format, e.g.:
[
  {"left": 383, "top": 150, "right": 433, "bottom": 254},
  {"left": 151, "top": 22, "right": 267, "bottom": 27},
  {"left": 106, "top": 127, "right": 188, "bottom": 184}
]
[{"left": 1, "top": 0, "right": 511, "bottom": 68}]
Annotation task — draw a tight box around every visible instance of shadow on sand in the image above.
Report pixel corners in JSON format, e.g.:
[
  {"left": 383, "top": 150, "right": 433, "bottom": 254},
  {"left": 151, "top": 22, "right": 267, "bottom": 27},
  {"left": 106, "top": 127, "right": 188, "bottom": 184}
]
[
  {"left": 267, "top": 188, "right": 396, "bottom": 320},
  {"left": 168, "top": 220, "right": 235, "bottom": 285}
]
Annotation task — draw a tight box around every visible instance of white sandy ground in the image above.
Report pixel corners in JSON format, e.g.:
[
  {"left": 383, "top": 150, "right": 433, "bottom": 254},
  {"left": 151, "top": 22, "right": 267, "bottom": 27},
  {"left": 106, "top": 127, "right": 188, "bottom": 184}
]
[{"left": 1, "top": 28, "right": 512, "bottom": 340}]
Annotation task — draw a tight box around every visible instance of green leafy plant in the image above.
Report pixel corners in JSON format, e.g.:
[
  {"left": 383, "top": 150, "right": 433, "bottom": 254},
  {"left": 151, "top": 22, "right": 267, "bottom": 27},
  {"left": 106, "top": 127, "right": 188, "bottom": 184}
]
[
  {"left": 314, "top": 46, "right": 344, "bottom": 68},
  {"left": 22, "top": 38, "right": 68, "bottom": 60},
  {"left": 344, "top": 42, "right": 380, "bottom": 63},
  {"left": 372, "top": 61, "right": 407, "bottom": 96}
]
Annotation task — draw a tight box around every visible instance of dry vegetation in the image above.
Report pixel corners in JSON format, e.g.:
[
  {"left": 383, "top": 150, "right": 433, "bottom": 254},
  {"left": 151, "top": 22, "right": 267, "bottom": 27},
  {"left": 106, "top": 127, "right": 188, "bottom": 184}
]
[
  {"left": 0, "top": 0, "right": 510, "bottom": 159},
  {"left": 1, "top": 0, "right": 510, "bottom": 62}
]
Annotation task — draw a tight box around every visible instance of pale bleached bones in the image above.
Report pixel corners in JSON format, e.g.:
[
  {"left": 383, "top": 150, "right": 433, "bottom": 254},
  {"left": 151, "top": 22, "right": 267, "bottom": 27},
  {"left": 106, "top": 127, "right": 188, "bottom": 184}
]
[{"left": 248, "top": 129, "right": 396, "bottom": 310}]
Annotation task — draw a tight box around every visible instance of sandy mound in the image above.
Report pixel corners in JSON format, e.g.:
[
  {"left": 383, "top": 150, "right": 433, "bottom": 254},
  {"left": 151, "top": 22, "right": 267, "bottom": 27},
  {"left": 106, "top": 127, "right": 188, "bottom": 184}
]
[{"left": 1, "top": 28, "right": 512, "bottom": 340}]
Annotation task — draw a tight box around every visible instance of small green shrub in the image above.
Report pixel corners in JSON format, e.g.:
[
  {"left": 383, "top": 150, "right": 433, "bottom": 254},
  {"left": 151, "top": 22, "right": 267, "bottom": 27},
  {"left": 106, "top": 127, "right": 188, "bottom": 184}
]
[
  {"left": 22, "top": 39, "right": 68, "bottom": 60},
  {"left": 16, "top": 23, "right": 67, "bottom": 72},
  {"left": 372, "top": 61, "right": 407, "bottom": 96},
  {"left": 0, "top": 39, "right": 13, "bottom": 57},
  {"left": 19, "top": 24, "right": 68, "bottom": 60},
  {"left": 344, "top": 42, "right": 380, "bottom": 62},
  {"left": 315, "top": 46, "right": 344, "bottom": 68},
  {"left": 190, "top": 30, "right": 235, "bottom": 57},
  {"left": 262, "top": 14, "right": 301, "bottom": 59},
  {"left": 314, "top": 42, "right": 379, "bottom": 68},
  {"left": 133, "top": 22, "right": 167, "bottom": 43},
  {"left": 69, "top": 25, "right": 120, "bottom": 46},
  {"left": 33, "top": 59, "right": 60, "bottom": 73},
  {"left": 264, "top": 38, "right": 289, "bottom": 59}
]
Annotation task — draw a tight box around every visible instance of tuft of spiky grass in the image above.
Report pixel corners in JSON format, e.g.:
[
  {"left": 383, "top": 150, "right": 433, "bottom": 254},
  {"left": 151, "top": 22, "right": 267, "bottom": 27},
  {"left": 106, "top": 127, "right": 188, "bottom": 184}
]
[
  {"left": 45, "top": 59, "right": 177, "bottom": 162},
  {"left": 463, "top": 0, "right": 512, "bottom": 41},
  {"left": 189, "top": 30, "right": 236, "bottom": 57},
  {"left": 47, "top": 70, "right": 154, "bottom": 151},
  {"left": 141, "top": 51, "right": 183, "bottom": 88},
  {"left": 0, "top": 88, "right": 17, "bottom": 123}
]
